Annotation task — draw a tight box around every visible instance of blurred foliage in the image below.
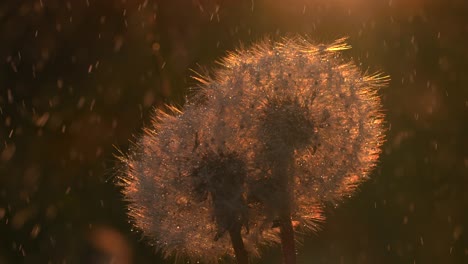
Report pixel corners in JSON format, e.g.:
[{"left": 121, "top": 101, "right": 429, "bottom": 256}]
[{"left": 0, "top": 0, "right": 467, "bottom": 263}]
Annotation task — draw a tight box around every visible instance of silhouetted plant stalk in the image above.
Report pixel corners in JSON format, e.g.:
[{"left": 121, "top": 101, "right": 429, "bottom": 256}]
[{"left": 119, "top": 36, "right": 386, "bottom": 264}]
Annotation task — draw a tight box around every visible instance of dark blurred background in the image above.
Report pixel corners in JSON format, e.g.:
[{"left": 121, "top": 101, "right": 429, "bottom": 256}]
[{"left": 0, "top": 0, "right": 467, "bottom": 263}]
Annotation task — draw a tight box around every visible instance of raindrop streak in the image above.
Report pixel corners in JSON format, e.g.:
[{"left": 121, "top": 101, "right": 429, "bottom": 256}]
[{"left": 118, "top": 36, "right": 387, "bottom": 264}]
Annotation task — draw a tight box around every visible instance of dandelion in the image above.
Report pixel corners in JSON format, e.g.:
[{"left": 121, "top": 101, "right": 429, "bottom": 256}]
[
  {"left": 120, "top": 104, "right": 279, "bottom": 263},
  {"left": 119, "top": 36, "right": 386, "bottom": 264},
  {"left": 200, "top": 37, "right": 386, "bottom": 263}
]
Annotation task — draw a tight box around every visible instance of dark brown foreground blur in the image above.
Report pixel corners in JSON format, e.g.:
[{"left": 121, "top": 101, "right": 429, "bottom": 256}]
[{"left": 0, "top": 0, "right": 467, "bottom": 263}]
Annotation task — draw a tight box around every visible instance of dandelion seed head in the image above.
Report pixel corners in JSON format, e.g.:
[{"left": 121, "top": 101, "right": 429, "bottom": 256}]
[
  {"left": 121, "top": 105, "right": 280, "bottom": 262},
  {"left": 202, "top": 36, "right": 386, "bottom": 232}
]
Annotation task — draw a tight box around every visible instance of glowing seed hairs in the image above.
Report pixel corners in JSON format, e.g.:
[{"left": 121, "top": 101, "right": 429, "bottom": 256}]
[{"left": 119, "top": 36, "right": 386, "bottom": 263}]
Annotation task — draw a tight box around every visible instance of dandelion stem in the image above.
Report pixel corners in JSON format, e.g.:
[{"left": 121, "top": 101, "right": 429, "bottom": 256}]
[
  {"left": 228, "top": 222, "right": 249, "bottom": 264},
  {"left": 269, "top": 155, "right": 297, "bottom": 264},
  {"left": 279, "top": 209, "right": 296, "bottom": 264}
]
